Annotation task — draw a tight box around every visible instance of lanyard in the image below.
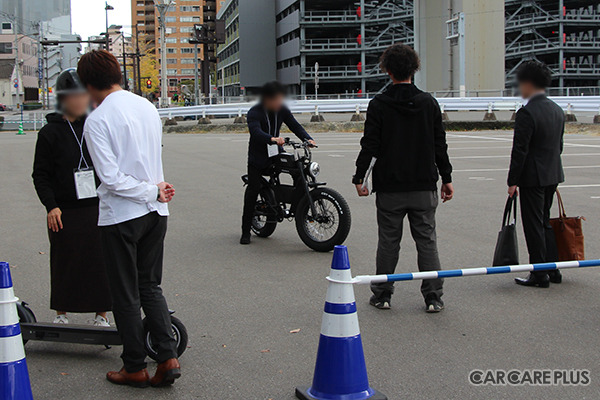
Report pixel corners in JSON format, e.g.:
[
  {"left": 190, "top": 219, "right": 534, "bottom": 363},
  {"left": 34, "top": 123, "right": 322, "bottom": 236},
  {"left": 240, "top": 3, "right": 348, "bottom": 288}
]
[
  {"left": 265, "top": 110, "right": 277, "bottom": 137},
  {"left": 67, "top": 120, "right": 89, "bottom": 171}
]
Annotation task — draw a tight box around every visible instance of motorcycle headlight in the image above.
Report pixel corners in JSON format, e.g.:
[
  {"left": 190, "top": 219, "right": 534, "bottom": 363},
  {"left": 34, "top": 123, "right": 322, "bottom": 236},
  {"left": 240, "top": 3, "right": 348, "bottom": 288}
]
[{"left": 309, "top": 162, "right": 320, "bottom": 178}]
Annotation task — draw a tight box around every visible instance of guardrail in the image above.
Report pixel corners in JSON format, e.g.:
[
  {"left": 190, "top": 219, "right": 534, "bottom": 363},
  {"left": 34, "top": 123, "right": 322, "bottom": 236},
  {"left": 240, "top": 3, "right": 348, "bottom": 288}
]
[{"left": 156, "top": 96, "right": 600, "bottom": 119}]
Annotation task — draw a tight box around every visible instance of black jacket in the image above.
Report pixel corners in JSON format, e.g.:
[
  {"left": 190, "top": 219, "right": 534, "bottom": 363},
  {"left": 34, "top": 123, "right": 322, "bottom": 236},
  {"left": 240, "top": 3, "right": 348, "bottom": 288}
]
[
  {"left": 32, "top": 113, "right": 99, "bottom": 212},
  {"left": 508, "top": 94, "right": 565, "bottom": 187},
  {"left": 354, "top": 84, "right": 452, "bottom": 192},
  {"left": 246, "top": 103, "right": 312, "bottom": 169}
]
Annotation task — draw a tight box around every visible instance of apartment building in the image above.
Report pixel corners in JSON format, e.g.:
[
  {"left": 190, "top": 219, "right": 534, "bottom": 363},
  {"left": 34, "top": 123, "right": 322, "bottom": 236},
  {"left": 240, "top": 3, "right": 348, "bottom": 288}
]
[{"left": 131, "top": 0, "right": 226, "bottom": 96}]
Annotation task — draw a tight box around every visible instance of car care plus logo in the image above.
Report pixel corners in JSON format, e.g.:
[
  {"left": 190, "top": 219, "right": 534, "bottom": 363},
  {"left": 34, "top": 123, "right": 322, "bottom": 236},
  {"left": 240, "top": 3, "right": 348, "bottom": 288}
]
[{"left": 469, "top": 369, "right": 590, "bottom": 386}]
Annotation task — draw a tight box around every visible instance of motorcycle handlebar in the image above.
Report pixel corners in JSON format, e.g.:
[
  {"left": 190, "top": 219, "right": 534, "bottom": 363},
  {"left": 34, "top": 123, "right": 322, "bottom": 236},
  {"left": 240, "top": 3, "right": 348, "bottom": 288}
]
[{"left": 283, "top": 138, "right": 317, "bottom": 149}]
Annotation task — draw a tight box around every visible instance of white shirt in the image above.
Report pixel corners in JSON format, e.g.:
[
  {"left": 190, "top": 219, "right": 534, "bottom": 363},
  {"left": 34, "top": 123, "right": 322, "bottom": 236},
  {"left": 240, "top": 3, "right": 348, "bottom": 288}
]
[{"left": 84, "top": 90, "right": 168, "bottom": 226}]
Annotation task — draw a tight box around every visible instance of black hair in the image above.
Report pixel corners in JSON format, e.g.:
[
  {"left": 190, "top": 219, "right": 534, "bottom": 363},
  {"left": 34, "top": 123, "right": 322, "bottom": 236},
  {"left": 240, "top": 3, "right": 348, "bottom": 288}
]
[
  {"left": 516, "top": 60, "right": 553, "bottom": 89},
  {"left": 261, "top": 81, "right": 286, "bottom": 101},
  {"left": 379, "top": 43, "right": 420, "bottom": 81}
]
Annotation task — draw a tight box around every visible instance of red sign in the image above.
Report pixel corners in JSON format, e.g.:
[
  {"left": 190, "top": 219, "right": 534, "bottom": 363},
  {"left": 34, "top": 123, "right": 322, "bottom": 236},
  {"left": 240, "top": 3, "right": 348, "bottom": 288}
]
[
  {"left": 357, "top": 34, "right": 362, "bottom": 45},
  {"left": 357, "top": 62, "right": 362, "bottom": 73},
  {"left": 356, "top": 6, "right": 361, "bottom": 17}
]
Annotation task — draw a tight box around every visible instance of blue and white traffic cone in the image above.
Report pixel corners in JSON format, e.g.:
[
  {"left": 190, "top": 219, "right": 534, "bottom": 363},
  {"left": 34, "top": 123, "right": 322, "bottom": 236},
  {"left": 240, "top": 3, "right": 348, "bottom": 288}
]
[
  {"left": 296, "top": 246, "right": 387, "bottom": 400},
  {"left": 0, "top": 262, "right": 34, "bottom": 400}
]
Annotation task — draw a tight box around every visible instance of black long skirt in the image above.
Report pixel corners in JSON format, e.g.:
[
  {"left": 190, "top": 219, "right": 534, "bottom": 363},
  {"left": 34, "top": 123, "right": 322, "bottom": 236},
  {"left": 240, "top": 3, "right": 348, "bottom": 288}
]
[{"left": 48, "top": 205, "right": 112, "bottom": 312}]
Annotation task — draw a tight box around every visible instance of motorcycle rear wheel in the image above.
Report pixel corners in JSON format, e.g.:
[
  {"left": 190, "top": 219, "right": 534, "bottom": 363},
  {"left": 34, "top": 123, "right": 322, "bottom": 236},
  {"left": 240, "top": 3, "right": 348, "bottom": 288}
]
[{"left": 295, "top": 188, "right": 351, "bottom": 252}]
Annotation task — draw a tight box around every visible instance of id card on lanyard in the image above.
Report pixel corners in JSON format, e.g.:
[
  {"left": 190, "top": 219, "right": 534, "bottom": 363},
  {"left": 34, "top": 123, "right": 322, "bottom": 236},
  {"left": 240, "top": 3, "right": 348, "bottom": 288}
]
[
  {"left": 68, "top": 120, "right": 97, "bottom": 200},
  {"left": 266, "top": 111, "right": 279, "bottom": 158}
]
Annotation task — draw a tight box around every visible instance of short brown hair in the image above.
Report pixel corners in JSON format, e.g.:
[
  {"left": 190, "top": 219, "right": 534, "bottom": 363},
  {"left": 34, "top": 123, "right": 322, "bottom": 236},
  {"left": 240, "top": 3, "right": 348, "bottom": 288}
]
[
  {"left": 380, "top": 43, "right": 420, "bottom": 81},
  {"left": 77, "top": 50, "right": 122, "bottom": 90}
]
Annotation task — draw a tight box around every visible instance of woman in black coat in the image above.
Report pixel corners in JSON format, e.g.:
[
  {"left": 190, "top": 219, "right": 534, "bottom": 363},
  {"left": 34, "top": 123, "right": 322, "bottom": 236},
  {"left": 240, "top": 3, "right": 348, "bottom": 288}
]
[{"left": 32, "top": 69, "right": 111, "bottom": 325}]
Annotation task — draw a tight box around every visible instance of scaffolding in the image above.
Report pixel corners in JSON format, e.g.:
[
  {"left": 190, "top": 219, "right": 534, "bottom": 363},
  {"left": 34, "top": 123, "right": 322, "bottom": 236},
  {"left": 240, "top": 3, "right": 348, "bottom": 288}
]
[
  {"left": 505, "top": 0, "right": 600, "bottom": 91},
  {"left": 298, "top": 0, "right": 414, "bottom": 95}
]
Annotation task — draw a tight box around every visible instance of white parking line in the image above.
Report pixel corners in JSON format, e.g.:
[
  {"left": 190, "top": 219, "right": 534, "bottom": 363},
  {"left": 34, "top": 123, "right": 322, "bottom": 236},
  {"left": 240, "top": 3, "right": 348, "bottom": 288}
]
[
  {"left": 560, "top": 184, "right": 600, "bottom": 188},
  {"left": 454, "top": 165, "right": 600, "bottom": 173},
  {"left": 452, "top": 153, "right": 600, "bottom": 160}
]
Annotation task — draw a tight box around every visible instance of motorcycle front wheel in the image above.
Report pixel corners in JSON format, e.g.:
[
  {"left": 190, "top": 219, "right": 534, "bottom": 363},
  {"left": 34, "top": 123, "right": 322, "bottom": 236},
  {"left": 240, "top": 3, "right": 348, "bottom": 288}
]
[{"left": 295, "top": 188, "right": 351, "bottom": 252}]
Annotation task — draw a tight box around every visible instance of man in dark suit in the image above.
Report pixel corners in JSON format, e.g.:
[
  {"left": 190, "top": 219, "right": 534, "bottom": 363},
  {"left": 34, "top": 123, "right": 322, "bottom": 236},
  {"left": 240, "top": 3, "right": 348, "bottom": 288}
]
[{"left": 508, "top": 61, "right": 565, "bottom": 288}]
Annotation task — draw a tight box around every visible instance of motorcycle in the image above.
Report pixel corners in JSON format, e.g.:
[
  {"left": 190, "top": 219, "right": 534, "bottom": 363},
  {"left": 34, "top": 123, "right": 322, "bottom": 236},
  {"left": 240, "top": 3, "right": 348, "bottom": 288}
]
[{"left": 242, "top": 138, "right": 351, "bottom": 252}]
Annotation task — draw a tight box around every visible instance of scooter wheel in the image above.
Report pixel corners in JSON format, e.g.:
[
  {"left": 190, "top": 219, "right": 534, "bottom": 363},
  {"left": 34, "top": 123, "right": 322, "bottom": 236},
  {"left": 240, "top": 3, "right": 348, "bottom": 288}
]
[
  {"left": 16, "top": 302, "right": 37, "bottom": 345},
  {"left": 143, "top": 315, "right": 189, "bottom": 361}
]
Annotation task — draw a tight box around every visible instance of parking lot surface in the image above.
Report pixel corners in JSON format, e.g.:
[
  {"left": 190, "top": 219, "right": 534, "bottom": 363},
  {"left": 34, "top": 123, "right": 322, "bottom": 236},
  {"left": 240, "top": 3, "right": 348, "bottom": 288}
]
[{"left": 1, "top": 129, "right": 599, "bottom": 399}]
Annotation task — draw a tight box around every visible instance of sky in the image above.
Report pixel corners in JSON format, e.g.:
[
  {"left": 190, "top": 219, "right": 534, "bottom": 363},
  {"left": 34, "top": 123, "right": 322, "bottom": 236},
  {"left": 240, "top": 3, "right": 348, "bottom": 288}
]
[{"left": 71, "top": 0, "right": 132, "bottom": 40}]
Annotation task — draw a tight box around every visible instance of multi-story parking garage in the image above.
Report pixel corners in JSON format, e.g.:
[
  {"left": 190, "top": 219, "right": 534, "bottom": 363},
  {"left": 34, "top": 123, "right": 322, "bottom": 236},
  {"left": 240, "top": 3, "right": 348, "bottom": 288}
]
[
  {"left": 505, "top": 0, "right": 600, "bottom": 92},
  {"left": 217, "top": 0, "right": 600, "bottom": 96}
]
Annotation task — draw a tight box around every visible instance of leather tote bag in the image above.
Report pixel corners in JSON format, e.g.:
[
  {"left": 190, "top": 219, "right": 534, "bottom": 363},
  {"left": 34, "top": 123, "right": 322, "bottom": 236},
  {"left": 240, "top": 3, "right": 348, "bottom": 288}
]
[
  {"left": 549, "top": 190, "right": 585, "bottom": 261},
  {"left": 493, "top": 195, "right": 519, "bottom": 266}
]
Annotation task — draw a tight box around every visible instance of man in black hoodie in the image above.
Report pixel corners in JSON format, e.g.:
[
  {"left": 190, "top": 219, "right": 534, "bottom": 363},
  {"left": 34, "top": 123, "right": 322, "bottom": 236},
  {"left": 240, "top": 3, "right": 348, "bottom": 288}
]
[
  {"left": 240, "top": 82, "right": 315, "bottom": 244},
  {"left": 353, "top": 44, "right": 454, "bottom": 313}
]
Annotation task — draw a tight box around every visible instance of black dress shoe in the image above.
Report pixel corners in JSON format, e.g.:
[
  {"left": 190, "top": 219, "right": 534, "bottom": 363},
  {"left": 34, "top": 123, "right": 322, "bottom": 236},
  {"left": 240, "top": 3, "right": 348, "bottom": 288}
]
[
  {"left": 548, "top": 270, "right": 562, "bottom": 284},
  {"left": 515, "top": 273, "right": 550, "bottom": 288},
  {"left": 240, "top": 233, "right": 251, "bottom": 245}
]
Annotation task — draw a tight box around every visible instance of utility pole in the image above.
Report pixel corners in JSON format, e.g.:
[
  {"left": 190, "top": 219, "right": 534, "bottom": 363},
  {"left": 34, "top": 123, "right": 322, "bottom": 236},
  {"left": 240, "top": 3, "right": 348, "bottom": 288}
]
[
  {"left": 105, "top": 2, "right": 114, "bottom": 50},
  {"left": 154, "top": 0, "right": 175, "bottom": 108},
  {"left": 190, "top": 24, "right": 202, "bottom": 105},
  {"left": 12, "top": 7, "right": 21, "bottom": 109},
  {"left": 135, "top": 24, "right": 142, "bottom": 95},
  {"left": 121, "top": 32, "right": 129, "bottom": 90}
]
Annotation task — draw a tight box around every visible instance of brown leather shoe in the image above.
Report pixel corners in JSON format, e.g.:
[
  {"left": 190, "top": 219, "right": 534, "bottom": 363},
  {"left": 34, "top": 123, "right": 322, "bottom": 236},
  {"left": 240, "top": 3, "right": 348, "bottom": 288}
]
[
  {"left": 150, "top": 358, "right": 181, "bottom": 387},
  {"left": 106, "top": 368, "right": 150, "bottom": 388}
]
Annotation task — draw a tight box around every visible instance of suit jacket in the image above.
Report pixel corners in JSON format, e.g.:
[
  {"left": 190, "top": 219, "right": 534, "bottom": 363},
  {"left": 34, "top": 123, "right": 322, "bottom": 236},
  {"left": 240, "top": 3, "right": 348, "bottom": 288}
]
[{"left": 508, "top": 94, "right": 565, "bottom": 188}]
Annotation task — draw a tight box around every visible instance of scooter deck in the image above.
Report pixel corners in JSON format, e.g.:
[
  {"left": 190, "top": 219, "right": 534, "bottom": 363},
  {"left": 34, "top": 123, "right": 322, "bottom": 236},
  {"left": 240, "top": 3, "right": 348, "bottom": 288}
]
[{"left": 20, "top": 322, "right": 122, "bottom": 346}]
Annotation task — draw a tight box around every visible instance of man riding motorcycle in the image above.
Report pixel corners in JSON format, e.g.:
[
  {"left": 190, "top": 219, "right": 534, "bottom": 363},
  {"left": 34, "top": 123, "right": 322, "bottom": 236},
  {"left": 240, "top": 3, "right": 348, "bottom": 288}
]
[{"left": 240, "top": 81, "right": 316, "bottom": 245}]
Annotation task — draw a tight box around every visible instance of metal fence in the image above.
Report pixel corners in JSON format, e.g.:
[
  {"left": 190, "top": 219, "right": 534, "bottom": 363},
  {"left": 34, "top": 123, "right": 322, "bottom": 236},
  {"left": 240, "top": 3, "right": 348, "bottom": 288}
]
[{"left": 157, "top": 96, "right": 600, "bottom": 119}]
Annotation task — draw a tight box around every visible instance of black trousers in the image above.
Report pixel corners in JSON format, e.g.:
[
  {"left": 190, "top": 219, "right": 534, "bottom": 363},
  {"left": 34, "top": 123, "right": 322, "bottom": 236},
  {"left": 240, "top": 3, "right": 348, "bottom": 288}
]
[
  {"left": 101, "top": 212, "right": 177, "bottom": 372},
  {"left": 242, "top": 164, "right": 267, "bottom": 234},
  {"left": 519, "top": 185, "right": 559, "bottom": 277}
]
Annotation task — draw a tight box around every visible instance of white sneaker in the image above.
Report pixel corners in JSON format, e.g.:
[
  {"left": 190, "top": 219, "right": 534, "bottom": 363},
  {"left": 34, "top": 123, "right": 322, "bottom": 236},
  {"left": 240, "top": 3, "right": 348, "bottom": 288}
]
[
  {"left": 93, "top": 315, "right": 110, "bottom": 327},
  {"left": 53, "top": 315, "right": 69, "bottom": 324}
]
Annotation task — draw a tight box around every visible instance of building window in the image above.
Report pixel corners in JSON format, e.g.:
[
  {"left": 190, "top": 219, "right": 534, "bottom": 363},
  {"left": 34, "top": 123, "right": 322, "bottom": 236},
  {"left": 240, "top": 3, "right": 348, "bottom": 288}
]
[
  {"left": 165, "top": 16, "right": 176, "bottom": 23},
  {"left": 181, "top": 58, "right": 197, "bottom": 64},
  {"left": 181, "top": 48, "right": 194, "bottom": 53},
  {"left": 0, "top": 42, "right": 12, "bottom": 54},
  {"left": 167, "top": 58, "right": 177, "bottom": 64},
  {"left": 181, "top": 69, "right": 195, "bottom": 75},
  {"left": 166, "top": 27, "right": 177, "bottom": 34},
  {"left": 167, "top": 69, "right": 177, "bottom": 75},
  {"left": 180, "top": 27, "right": 193, "bottom": 33},
  {"left": 180, "top": 16, "right": 201, "bottom": 23},
  {"left": 180, "top": 37, "right": 190, "bottom": 43},
  {"left": 169, "top": 78, "right": 178, "bottom": 86},
  {"left": 180, "top": 6, "right": 200, "bottom": 12},
  {"left": 165, "top": 38, "right": 177, "bottom": 44},
  {"left": 167, "top": 48, "right": 177, "bottom": 54}
]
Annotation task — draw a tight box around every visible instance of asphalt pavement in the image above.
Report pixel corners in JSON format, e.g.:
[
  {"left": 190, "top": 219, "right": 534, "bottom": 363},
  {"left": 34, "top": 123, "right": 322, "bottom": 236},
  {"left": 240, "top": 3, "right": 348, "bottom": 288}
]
[{"left": 1, "top": 129, "right": 600, "bottom": 400}]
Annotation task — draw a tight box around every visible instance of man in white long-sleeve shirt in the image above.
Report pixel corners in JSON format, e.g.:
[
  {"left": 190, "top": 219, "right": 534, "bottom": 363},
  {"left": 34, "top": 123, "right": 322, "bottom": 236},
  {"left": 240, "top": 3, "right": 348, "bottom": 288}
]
[{"left": 78, "top": 50, "right": 181, "bottom": 388}]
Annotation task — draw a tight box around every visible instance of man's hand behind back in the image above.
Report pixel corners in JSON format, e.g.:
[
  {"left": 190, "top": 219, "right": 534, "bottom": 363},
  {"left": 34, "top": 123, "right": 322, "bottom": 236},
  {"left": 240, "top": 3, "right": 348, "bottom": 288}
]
[{"left": 158, "top": 182, "right": 175, "bottom": 203}]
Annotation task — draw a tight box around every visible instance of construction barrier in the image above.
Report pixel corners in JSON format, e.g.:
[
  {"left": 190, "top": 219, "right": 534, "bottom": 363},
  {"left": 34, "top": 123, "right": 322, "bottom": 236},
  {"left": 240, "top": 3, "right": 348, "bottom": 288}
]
[
  {"left": 0, "top": 262, "right": 34, "bottom": 400},
  {"left": 296, "top": 246, "right": 386, "bottom": 400}
]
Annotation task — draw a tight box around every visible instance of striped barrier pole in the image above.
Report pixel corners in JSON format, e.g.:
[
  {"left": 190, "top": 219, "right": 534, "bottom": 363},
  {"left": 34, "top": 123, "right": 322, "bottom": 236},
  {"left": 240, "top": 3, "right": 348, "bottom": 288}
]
[
  {"left": 327, "top": 260, "right": 600, "bottom": 285},
  {"left": 0, "top": 262, "right": 34, "bottom": 400}
]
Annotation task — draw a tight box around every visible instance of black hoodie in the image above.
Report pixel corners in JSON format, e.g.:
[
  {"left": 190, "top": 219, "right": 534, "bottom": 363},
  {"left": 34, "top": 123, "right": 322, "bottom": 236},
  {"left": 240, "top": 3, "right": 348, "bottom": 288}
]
[
  {"left": 354, "top": 84, "right": 452, "bottom": 192},
  {"left": 32, "top": 113, "right": 99, "bottom": 212}
]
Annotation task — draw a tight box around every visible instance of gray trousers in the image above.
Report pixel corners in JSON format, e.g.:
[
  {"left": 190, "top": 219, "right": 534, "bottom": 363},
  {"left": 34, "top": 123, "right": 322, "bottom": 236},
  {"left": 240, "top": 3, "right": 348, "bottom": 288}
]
[{"left": 371, "top": 191, "right": 444, "bottom": 300}]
